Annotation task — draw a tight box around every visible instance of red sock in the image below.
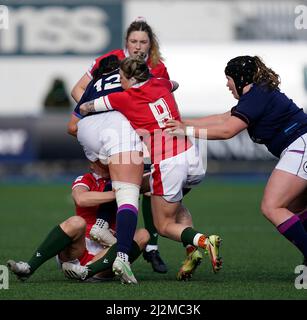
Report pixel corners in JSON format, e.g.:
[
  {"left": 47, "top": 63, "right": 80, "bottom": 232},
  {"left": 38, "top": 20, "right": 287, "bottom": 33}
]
[{"left": 197, "top": 235, "right": 207, "bottom": 249}]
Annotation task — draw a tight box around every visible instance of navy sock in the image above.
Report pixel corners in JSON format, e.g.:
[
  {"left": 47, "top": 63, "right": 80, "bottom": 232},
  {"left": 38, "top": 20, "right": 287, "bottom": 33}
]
[
  {"left": 116, "top": 205, "right": 138, "bottom": 255},
  {"left": 96, "top": 202, "right": 117, "bottom": 223},
  {"left": 277, "top": 215, "right": 307, "bottom": 257}
]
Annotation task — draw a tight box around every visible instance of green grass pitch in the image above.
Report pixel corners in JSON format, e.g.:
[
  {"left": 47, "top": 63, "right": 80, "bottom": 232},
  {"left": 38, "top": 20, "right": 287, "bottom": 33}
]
[{"left": 0, "top": 179, "right": 306, "bottom": 300}]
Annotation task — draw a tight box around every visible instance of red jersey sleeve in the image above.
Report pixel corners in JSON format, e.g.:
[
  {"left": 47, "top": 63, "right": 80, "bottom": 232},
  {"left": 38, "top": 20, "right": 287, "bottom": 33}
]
[
  {"left": 161, "top": 66, "right": 170, "bottom": 80},
  {"left": 72, "top": 174, "right": 95, "bottom": 191}
]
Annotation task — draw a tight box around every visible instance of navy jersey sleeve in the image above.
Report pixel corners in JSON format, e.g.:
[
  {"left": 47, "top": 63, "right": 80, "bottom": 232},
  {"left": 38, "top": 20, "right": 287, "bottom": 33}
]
[
  {"left": 73, "top": 70, "right": 122, "bottom": 119},
  {"left": 231, "top": 86, "right": 270, "bottom": 125}
]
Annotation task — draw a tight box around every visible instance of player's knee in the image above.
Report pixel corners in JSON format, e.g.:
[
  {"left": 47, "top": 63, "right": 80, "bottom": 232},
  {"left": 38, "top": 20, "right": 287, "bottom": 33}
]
[
  {"left": 261, "top": 198, "right": 276, "bottom": 220},
  {"left": 69, "top": 216, "right": 87, "bottom": 231},
  {"left": 61, "top": 216, "right": 86, "bottom": 235},
  {"left": 112, "top": 181, "right": 140, "bottom": 208},
  {"left": 134, "top": 228, "right": 150, "bottom": 250}
]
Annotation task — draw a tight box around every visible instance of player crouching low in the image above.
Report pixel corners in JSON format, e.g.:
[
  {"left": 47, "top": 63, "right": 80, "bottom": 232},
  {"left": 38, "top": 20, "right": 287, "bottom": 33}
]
[
  {"left": 7, "top": 161, "right": 149, "bottom": 284},
  {"left": 7, "top": 215, "right": 149, "bottom": 284}
]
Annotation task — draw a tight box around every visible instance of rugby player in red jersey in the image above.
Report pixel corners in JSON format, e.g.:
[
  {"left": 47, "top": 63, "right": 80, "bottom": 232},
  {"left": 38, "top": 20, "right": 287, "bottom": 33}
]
[
  {"left": 7, "top": 161, "right": 149, "bottom": 284},
  {"left": 68, "top": 19, "right": 170, "bottom": 274},
  {"left": 78, "top": 56, "right": 223, "bottom": 281}
]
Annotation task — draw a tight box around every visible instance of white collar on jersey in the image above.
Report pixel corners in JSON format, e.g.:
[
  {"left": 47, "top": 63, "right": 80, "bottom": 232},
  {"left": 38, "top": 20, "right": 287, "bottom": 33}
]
[{"left": 124, "top": 48, "right": 149, "bottom": 62}]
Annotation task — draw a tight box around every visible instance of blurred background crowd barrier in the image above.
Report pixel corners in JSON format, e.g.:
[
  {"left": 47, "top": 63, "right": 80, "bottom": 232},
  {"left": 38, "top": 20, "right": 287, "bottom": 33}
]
[{"left": 1, "top": 0, "right": 307, "bottom": 180}]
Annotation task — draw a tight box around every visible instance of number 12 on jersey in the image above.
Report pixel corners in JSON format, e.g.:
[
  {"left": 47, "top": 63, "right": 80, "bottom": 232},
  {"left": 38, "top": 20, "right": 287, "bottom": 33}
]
[
  {"left": 149, "top": 98, "right": 172, "bottom": 128},
  {"left": 94, "top": 74, "right": 121, "bottom": 92}
]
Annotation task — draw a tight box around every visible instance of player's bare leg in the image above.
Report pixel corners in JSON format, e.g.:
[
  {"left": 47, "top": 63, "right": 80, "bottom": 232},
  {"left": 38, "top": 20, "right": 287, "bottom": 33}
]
[
  {"left": 8, "top": 216, "right": 86, "bottom": 281},
  {"left": 175, "top": 205, "right": 204, "bottom": 280},
  {"left": 262, "top": 169, "right": 307, "bottom": 263},
  {"left": 151, "top": 195, "right": 222, "bottom": 273}
]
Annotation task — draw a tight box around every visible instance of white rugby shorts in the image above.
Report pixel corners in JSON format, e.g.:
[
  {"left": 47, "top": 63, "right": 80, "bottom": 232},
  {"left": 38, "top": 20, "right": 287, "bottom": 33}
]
[
  {"left": 276, "top": 133, "right": 307, "bottom": 180},
  {"left": 77, "top": 111, "right": 143, "bottom": 164},
  {"left": 150, "top": 144, "right": 206, "bottom": 202}
]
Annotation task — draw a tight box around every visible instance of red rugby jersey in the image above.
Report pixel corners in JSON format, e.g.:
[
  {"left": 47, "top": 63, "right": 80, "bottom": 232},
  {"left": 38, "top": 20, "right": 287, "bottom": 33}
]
[
  {"left": 72, "top": 173, "right": 116, "bottom": 235},
  {"left": 98, "top": 77, "right": 191, "bottom": 163}
]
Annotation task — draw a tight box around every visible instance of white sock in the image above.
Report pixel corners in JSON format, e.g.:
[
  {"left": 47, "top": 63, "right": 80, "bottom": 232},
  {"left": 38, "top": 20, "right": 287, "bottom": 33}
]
[
  {"left": 117, "top": 252, "right": 129, "bottom": 263},
  {"left": 95, "top": 218, "right": 107, "bottom": 228}
]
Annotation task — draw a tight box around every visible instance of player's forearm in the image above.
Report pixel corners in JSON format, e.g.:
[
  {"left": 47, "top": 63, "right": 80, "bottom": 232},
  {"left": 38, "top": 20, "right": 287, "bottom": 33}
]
[
  {"left": 71, "top": 74, "right": 91, "bottom": 103},
  {"left": 183, "top": 112, "right": 231, "bottom": 127},
  {"left": 191, "top": 125, "right": 234, "bottom": 140},
  {"left": 75, "top": 191, "right": 116, "bottom": 207},
  {"left": 71, "top": 86, "right": 84, "bottom": 103},
  {"left": 79, "top": 100, "right": 96, "bottom": 116},
  {"left": 79, "top": 97, "right": 112, "bottom": 116}
]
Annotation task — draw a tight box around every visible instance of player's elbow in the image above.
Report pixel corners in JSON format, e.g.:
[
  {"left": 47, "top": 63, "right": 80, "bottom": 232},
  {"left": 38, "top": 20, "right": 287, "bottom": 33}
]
[{"left": 219, "top": 128, "right": 237, "bottom": 139}]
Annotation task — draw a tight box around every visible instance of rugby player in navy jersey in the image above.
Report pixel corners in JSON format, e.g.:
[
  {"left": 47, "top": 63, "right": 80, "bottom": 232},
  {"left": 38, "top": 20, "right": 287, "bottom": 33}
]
[
  {"left": 67, "top": 54, "right": 122, "bottom": 137},
  {"left": 166, "top": 55, "right": 307, "bottom": 267}
]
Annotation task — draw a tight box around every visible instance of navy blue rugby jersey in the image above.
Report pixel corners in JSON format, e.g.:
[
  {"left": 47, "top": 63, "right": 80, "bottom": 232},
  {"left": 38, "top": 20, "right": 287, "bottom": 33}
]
[
  {"left": 231, "top": 84, "right": 307, "bottom": 158},
  {"left": 73, "top": 69, "right": 122, "bottom": 119}
]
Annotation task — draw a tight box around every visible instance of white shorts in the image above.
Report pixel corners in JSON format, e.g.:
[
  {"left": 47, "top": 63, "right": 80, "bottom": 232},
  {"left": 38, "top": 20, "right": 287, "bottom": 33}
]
[
  {"left": 276, "top": 133, "right": 307, "bottom": 180},
  {"left": 150, "top": 144, "right": 206, "bottom": 202},
  {"left": 77, "top": 111, "right": 143, "bottom": 164}
]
